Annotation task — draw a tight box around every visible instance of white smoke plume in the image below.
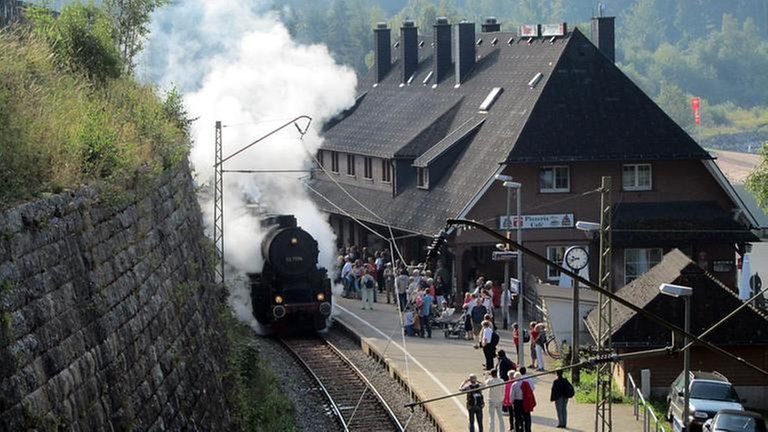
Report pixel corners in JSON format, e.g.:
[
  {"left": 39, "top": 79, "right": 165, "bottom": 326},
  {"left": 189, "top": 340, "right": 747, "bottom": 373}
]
[{"left": 140, "top": 1, "right": 357, "bottom": 326}]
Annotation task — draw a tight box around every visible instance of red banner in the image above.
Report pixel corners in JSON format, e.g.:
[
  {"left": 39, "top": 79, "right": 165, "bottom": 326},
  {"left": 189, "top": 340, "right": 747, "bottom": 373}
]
[{"left": 691, "top": 97, "right": 701, "bottom": 125}]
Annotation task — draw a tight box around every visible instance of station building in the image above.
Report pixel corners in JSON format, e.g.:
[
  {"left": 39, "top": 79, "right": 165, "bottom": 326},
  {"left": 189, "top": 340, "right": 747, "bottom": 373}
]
[{"left": 308, "top": 16, "right": 758, "bottom": 296}]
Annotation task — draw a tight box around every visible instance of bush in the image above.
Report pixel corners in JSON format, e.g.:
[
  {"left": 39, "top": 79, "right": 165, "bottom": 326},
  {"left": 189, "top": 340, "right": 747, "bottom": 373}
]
[{"left": 0, "top": 30, "right": 189, "bottom": 207}]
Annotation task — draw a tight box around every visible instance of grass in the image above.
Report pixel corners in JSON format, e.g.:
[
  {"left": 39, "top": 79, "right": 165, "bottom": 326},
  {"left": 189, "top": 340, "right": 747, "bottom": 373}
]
[
  {"left": 0, "top": 30, "right": 189, "bottom": 207},
  {"left": 224, "top": 312, "right": 298, "bottom": 432},
  {"left": 553, "top": 359, "right": 626, "bottom": 404}
]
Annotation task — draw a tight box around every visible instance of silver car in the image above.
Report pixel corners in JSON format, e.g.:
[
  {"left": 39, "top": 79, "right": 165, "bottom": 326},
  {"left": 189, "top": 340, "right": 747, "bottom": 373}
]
[
  {"left": 667, "top": 371, "right": 744, "bottom": 432},
  {"left": 703, "top": 410, "right": 766, "bottom": 432}
]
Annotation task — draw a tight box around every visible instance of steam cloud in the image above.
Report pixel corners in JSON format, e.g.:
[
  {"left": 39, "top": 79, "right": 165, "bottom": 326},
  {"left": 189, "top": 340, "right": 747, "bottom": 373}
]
[{"left": 139, "top": 0, "right": 357, "bottom": 328}]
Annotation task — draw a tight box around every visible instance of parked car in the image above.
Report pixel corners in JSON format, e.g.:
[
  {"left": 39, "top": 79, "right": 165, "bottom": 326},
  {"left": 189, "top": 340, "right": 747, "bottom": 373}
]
[
  {"left": 667, "top": 371, "right": 744, "bottom": 431},
  {"left": 703, "top": 409, "right": 766, "bottom": 432}
]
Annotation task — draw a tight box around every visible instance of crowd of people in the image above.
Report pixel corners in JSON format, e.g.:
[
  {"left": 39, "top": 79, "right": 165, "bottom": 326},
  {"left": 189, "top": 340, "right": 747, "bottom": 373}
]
[{"left": 334, "top": 244, "right": 575, "bottom": 431}]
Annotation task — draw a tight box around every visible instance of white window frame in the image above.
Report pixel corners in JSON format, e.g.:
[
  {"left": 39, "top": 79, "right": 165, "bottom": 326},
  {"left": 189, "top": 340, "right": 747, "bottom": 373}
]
[
  {"left": 330, "top": 151, "right": 339, "bottom": 173},
  {"left": 623, "top": 163, "right": 652, "bottom": 191},
  {"left": 346, "top": 154, "right": 356, "bottom": 176},
  {"left": 417, "top": 167, "right": 429, "bottom": 189},
  {"left": 363, "top": 157, "right": 373, "bottom": 180},
  {"left": 539, "top": 166, "right": 570, "bottom": 193},
  {"left": 624, "top": 248, "right": 663, "bottom": 285},
  {"left": 381, "top": 159, "right": 391, "bottom": 183},
  {"left": 546, "top": 246, "right": 568, "bottom": 280}
]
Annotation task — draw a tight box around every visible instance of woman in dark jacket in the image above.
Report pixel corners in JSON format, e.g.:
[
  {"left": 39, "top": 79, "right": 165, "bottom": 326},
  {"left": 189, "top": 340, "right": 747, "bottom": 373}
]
[{"left": 550, "top": 370, "right": 574, "bottom": 428}]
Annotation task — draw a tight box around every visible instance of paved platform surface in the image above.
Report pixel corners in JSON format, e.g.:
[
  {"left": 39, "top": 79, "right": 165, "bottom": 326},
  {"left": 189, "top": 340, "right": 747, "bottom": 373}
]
[{"left": 332, "top": 295, "right": 646, "bottom": 432}]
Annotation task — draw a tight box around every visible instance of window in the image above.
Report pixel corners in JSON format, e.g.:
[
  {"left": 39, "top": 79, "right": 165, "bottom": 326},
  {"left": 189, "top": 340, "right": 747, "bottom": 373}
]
[
  {"left": 363, "top": 157, "right": 373, "bottom": 179},
  {"left": 546, "top": 246, "right": 567, "bottom": 280},
  {"left": 346, "top": 154, "right": 355, "bottom": 176},
  {"left": 317, "top": 151, "right": 324, "bottom": 167},
  {"left": 624, "top": 248, "right": 663, "bottom": 285},
  {"left": 539, "top": 166, "right": 570, "bottom": 193},
  {"left": 623, "top": 164, "right": 652, "bottom": 191},
  {"left": 417, "top": 167, "right": 429, "bottom": 189},
  {"left": 381, "top": 159, "right": 391, "bottom": 183},
  {"left": 330, "top": 151, "right": 339, "bottom": 173}
]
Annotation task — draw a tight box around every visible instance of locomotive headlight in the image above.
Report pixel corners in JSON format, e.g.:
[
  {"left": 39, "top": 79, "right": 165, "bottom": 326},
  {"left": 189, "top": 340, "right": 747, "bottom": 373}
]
[
  {"left": 316, "top": 293, "right": 325, "bottom": 301},
  {"left": 290, "top": 237, "right": 298, "bottom": 245},
  {"left": 274, "top": 295, "right": 284, "bottom": 304}
]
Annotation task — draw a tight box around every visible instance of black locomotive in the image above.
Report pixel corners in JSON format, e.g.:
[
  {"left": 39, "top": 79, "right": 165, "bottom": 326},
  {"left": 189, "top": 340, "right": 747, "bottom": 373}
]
[{"left": 249, "top": 214, "right": 332, "bottom": 332}]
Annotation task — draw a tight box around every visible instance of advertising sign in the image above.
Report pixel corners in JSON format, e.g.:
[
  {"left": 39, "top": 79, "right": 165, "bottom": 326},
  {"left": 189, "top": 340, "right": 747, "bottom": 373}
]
[
  {"left": 519, "top": 24, "right": 539, "bottom": 37},
  {"left": 499, "top": 213, "right": 574, "bottom": 230},
  {"left": 691, "top": 97, "right": 701, "bottom": 125}
]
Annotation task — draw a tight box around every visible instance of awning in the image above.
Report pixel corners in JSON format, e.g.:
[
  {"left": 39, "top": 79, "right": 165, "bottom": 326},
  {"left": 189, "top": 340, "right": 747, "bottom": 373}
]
[{"left": 612, "top": 201, "right": 758, "bottom": 247}]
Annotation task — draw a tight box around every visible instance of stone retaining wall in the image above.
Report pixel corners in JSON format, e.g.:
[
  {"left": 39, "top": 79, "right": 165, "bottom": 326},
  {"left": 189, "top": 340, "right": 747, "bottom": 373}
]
[{"left": 0, "top": 164, "right": 232, "bottom": 430}]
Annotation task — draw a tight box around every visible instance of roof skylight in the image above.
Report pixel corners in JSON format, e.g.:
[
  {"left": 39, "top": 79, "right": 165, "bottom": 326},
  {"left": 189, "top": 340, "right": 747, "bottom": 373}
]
[{"left": 479, "top": 87, "right": 503, "bottom": 111}]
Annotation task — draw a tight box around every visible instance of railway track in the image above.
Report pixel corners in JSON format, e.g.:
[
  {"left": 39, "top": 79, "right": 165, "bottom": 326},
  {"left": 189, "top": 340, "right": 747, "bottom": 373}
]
[{"left": 280, "top": 336, "right": 406, "bottom": 432}]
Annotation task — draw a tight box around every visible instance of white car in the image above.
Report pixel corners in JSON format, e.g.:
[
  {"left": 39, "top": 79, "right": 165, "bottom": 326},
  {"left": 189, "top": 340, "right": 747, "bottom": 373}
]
[{"left": 667, "top": 371, "right": 744, "bottom": 431}]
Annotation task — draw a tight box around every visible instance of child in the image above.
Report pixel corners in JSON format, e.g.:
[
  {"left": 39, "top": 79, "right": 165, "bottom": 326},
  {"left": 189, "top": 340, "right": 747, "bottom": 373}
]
[{"left": 404, "top": 308, "right": 415, "bottom": 336}]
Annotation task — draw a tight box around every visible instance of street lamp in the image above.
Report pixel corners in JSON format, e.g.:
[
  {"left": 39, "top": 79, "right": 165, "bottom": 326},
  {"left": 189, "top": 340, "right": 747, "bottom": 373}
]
[
  {"left": 659, "top": 283, "right": 693, "bottom": 432},
  {"left": 496, "top": 174, "right": 523, "bottom": 366}
]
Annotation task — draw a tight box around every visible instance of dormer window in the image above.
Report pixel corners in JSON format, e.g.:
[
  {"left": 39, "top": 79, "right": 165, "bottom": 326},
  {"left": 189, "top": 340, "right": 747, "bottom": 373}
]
[
  {"left": 381, "top": 160, "right": 391, "bottom": 183},
  {"left": 347, "top": 154, "right": 356, "bottom": 176},
  {"left": 330, "top": 151, "right": 339, "bottom": 173},
  {"left": 417, "top": 167, "right": 429, "bottom": 189},
  {"left": 363, "top": 157, "right": 373, "bottom": 180}
]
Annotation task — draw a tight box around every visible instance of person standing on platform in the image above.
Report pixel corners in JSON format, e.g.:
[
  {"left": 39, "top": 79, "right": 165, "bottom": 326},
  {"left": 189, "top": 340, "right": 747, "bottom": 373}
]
[
  {"left": 460, "top": 373, "right": 485, "bottom": 432},
  {"left": 500, "top": 283, "right": 511, "bottom": 329},
  {"left": 420, "top": 289, "right": 434, "bottom": 338},
  {"left": 481, "top": 320, "right": 496, "bottom": 370},
  {"left": 395, "top": 269, "right": 409, "bottom": 311},
  {"left": 503, "top": 370, "right": 516, "bottom": 432},
  {"left": 485, "top": 369, "right": 505, "bottom": 432},
  {"left": 512, "top": 322, "right": 520, "bottom": 353},
  {"left": 550, "top": 370, "right": 574, "bottom": 428},
  {"left": 534, "top": 323, "right": 547, "bottom": 371},
  {"left": 360, "top": 268, "right": 376, "bottom": 310},
  {"left": 495, "top": 350, "right": 515, "bottom": 384},
  {"left": 470, "top": 297, "right": 487, "bottom": 348},
  {"left": 528, "top": 322, "right": 538, "bottom": 368},
  {"left": 383, "top": 263, "right": 395, "bottom": 304}
]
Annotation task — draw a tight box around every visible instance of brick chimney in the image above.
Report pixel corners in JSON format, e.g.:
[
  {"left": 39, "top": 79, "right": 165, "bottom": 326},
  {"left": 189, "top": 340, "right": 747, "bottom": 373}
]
[
  {"left": 591, "top": 16, "right": 615, "bottom": 63},
  {"left": 400, "top": 20, "right": 418, "bottom": 84},
  {"left": 454, "top": 21, "right": 475, "bottom": 86},
  {"left": 433, "top": 17, "right": 452, "bottom": 84},
  {"left": 374, "top": 22, "right": 391, "bottom": 83},
  {"left": 481, "top": 17, "right": 501, "bottom": 32}
]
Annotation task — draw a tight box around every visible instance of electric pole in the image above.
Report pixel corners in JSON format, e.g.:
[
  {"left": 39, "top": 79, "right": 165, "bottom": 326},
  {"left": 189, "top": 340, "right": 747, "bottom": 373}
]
[{"left": 595, "top": 176, "right": 613, "bottom": 431}]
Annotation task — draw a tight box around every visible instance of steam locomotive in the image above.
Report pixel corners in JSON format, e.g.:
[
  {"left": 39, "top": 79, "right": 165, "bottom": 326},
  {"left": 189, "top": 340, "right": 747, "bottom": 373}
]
[{"left": 249, "top": 214, "right": 332, "bottom": 332}]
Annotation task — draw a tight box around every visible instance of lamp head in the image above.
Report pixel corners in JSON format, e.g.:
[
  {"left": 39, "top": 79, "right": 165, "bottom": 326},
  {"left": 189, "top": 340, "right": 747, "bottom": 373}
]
[
  {"left": 495, "top": 174, "right": 513, "bottom": 182},
  {"left": 502, "top": 181, "right": 521, "bottom": 189},
  {"left": 576, "top": 221, "right": 600, "bottom": 232},
  {"left": 659, "top": 283, "right": 693, "bottom": 298}
]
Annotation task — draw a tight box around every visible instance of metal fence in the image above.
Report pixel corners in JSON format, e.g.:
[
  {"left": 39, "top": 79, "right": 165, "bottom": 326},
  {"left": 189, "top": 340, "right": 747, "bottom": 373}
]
[
  {"left": 0, "top": 0, "right": 23, "bottom": 28},
  {"left": 626, "top": 373, "right": 667, "bottom": 432}
]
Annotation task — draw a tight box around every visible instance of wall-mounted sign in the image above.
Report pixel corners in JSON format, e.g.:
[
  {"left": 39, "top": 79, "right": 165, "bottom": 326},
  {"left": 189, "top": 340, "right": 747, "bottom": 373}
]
[
  {"left": 519, "top": 24, "right": 539, "bottom": 37},
  {"left": 499, "top": 213, "right": 574, "bottom": 230},
  {"left": 712, "top": 260, "right": 734, "bottom": 273},
  {"left": 492, "top": 251, "right": 519, "bottom": 261}
]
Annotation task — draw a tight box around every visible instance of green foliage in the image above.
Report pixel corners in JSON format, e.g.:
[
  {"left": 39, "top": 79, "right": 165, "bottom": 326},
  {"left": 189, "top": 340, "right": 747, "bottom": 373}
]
[
  {"left": 0, "top": 30, "right": 190, "bottom": 207},
  {"left": 27, "top": 2, "right": 123, "bottom": 82},
  {"left": 226, "top": 322, "right": 297, "bottom": 432},
  {"left": 104, "top": 0, "right": 169, "bottom": 72},
  {"left": 553, "top": 359, "right": 625, "bottom": 404},
  {"left": 746, "top": 142, "right": 768, "bottom": 209}
]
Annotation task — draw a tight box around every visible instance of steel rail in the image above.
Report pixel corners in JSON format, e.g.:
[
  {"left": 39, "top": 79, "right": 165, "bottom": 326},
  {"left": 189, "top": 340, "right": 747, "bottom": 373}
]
[
  {"left": 442, "top": 218, "right": 768, "bottom": 377},
  {"left": 280, "top": 336, "right": 405, "bottom": 432},
  {"left": 280, "top": 337, "right": 349, "bottom": 432}
]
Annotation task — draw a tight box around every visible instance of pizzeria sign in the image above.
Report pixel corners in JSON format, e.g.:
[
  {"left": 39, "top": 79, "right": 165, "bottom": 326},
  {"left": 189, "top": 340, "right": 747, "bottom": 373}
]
[{"left": 499, "top": 213, "right": 574, "bottom": 230}]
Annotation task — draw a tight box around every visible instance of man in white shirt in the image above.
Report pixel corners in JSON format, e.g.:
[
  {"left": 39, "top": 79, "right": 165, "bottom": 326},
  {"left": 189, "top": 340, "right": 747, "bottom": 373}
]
[
  {"left": 340, "top": 256, "right": 353, "bottom": 296},
  {"left": 485, "top": 369, "right": 505, "bottom": 432},
  {"left": 500, "top": 283, "right": 511, "bottom": 329},
  {"left": 395, "top": 269, "right": 409, "bottom": 311},
  {"left": 481, "top": 320, "right": 495, "bottom": 370}
]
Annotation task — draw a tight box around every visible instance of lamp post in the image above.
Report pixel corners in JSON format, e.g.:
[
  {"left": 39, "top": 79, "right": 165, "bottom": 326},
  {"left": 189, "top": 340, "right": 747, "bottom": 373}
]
[
  {"left": 496, "top": 174, "right": 523, "bottom": 366},
  {"left": 659, "top": 283, "right": 693, "bottom": 432},
  {"left": 574, "top": 220, "right": 600, "bottom": 384}
]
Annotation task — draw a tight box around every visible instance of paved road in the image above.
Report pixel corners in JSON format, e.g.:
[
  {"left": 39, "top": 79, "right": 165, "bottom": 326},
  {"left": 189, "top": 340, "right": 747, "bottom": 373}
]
[{"left": 333, "top": 295, "right": 654, "bottom": 431}]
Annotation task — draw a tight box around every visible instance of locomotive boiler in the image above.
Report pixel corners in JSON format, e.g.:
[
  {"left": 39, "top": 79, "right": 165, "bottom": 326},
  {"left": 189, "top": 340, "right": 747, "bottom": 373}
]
[{"left": 249, "top": 214, "right": 332, "bottom": 332}]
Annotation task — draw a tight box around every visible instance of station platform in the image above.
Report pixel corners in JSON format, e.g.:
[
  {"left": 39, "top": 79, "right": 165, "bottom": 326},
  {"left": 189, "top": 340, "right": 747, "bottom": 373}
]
[{"left": 332, "top": 294, "right": 645, "bottom": 432}]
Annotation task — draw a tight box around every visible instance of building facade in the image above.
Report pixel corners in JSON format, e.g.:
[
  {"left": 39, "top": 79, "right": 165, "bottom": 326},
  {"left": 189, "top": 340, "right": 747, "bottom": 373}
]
[{"left": 310, "top": 16, "right": 757, "bottom": 297}]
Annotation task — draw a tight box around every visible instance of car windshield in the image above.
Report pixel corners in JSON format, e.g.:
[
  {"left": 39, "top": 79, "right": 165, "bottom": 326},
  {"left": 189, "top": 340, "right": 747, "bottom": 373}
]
[
  {"left": 690, "top": 382, "right": 740, "bottom": 402},
  {"left": 713, "top": 414, "right": 766, "bottom": 432}
]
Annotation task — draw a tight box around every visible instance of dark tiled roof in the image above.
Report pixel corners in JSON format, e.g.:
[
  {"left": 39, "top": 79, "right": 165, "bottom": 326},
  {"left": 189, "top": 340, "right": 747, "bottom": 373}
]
[
  {"left": 313, "top": 26, "right": 712, "bottom": 235},
  {"left": 507, "top": 36, "right": 710, "bottom": 163},
  {"left": 584, "top": 249, "right": 768, "bottom": 347},
  {"left": 612, "top": 201, "right": 759, "bottom": 246}
]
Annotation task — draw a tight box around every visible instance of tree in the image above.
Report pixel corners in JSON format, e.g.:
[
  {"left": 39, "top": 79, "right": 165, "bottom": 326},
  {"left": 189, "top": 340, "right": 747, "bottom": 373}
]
[
  {"left": 747, "top": 143, "right": 768, "bottom": 209},
  {"left": 104, "top": 0, "right": 168, "bottom": 72}
]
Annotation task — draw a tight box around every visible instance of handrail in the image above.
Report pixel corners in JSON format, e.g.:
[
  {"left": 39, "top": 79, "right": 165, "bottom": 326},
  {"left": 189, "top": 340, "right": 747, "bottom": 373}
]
[{"left": 626, "top": 373, "right": 666, "bottom": 432}]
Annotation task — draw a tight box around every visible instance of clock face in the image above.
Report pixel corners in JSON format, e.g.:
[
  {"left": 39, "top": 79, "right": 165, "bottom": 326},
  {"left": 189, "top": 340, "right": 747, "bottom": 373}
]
[{"left": 564, "top": 246, "right": 589, "bottom": 270}]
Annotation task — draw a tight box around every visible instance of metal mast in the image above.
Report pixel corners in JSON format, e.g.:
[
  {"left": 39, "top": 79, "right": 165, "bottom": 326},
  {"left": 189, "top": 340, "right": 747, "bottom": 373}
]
[
  {"left": 213, "top": 121, "right": 225, "bottom": 285},
  {"left": 595, "top": 176, "right": 613, "bottom": 431}
]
